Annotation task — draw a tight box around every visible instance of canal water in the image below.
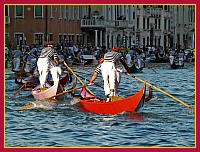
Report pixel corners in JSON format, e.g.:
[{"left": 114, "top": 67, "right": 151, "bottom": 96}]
[{"left": 5, "top": 62, "right": 195, "bottom": 147}]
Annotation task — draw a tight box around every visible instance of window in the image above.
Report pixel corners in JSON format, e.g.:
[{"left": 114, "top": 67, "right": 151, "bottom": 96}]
[
  {"left": 68, "top": 6, "right": 71, "bottom": 19},
  {"left": 49, "top": 33, "right": 53, "bottom": 41},
  {"left": 137, "top": 18, "right": 139, "bottom": 29},
  {"left": 64, "top": 35, "right": 67, "bottom": 40},
  {"left": 34, "top": 33, "right": 44, "bottom": 45},
  {"left": 76, "top": 6, "right": 79, "bottom": 19},
  {"left": 133, "top": 12, "right": 135, "bottom": 19},
  {"left": 50, "top": 5, "right": 53, "bottom": 18},
  {"left": 35, "top": 5, "right": 43, "bottom": 18},
  {"left": 155, "top": 19, "right": 157, "bottom": 29},
  {"left": 158, "top": 19, "right": 161, "bottom": 29},
  {"left": 128, "top": 6, "right": 131, "bottom": 21},
  {"left": 63, "top": 6, "right": 66, "bottom": 19},
  {"left": 133, "top": 26, "right": 135, "bottom": 32},
  {"left": 76, "top": 35, "right": 79, "bottom": 43},
  {"left": 72, "top": 6, "right": 74, "bottom": 19},
  {"left": 5, "top": 33, "right": 9, "bottom": 45},
  {"left": 59, "top": 34, "right": 62, "bottom": 42},
  {"left": 168, "top": 20, "right": 170, "bottom": 31},
  {"left": 14, "top": 33, "right": 24, "bottom": 46},
  {"left": 164, "top": 19, "right": 167, "bottom": 30},
  {"left": 59, "top": 6, "right": 62, "bottom": 19},
  {"left": 147, "top": 18, "right": 149, "bottom": 29},
  {"left": 15, "top": 5, "right": 23, "bottom": 18},
  {"left": 71, "top": 35, "right": 75, "bottom": 42},
  {"left": 164, "top": 5, "right": 168, "bottom": 11},
  {"left": 68, "top": 35, "right": 71, "bottom": 42},
  {"left": 79, "top": 35, "right": 83, "bottom": 44},
  {"left": 143, "top": 18, "right": 145, "bottom": 29},
  {"left": 5, "top": 5, "right": 9, "bottom": 16},
  {"left": 143, "top": 38, "right": 145, "bottom": 45}
]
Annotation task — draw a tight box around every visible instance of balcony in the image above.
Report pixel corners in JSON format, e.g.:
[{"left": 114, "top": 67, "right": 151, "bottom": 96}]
[
  {"left": 113, "top": 20, "right": 128, "bottom": 28},
  {"left": 81, "top": 19, "right": 128, "bottom": 29},
  {"left": 164, "top": 11, "right": 171, "bottom": 19},
  {"left": 5, "top": 16, "right": 10, "bottom": 24},
  {"left": 146, "top": 7, "right": 162, "bottom": 17},
  {"left": 81, "top": 19, "right": 106, "bottom": 28},
  {"left": 163, "top": 29, "right": 168, "bottom": 34}
]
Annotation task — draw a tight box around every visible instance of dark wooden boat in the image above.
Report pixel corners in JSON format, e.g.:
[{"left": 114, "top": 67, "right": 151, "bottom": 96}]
[
  {"left": 129, "top": 63, "right": 144, "bottom": 73},
  {"left": 15, "top": 72, "right": 72, "bottom": 90},
  {"left": 77, "top": 83, "right": 152, "bottom": 115},
  {"left": 69, "top": 55, "right": 95, "bottom": 65},
  {"left": 170, "top": 62, "right": 184, "bottom": 69},
  {"left": 150, "top": 53, "right": 169, "bottom": 63}
]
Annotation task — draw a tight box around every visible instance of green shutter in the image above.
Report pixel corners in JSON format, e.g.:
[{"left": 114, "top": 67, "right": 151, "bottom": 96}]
[
  {"left": 16, "top": 5, "right": 23, "bottom": 16},
  {"left": 35, "top": 5, "right": 42, "bottom": 17}
]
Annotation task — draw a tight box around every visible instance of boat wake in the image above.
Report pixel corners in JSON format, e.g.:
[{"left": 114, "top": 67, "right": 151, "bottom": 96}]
[
  {"left": 148, "top": 95, "right": 158, "bottom": 102},
  {"left": 19, "top": 101, "right": 54, "bottom": 110}
]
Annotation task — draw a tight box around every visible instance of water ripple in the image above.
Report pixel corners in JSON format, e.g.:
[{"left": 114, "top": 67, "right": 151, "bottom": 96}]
[{"left": 5, "top": 63, "right": 195, "bottom": 147}]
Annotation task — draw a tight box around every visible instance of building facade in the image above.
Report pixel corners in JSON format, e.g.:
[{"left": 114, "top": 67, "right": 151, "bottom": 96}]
[
  {"left": 5, "top": 5, "right": 195, "bottom": 51},
  {"left": 5, "top": 5, "right": 83, "bottom": 49},
  {"left": 81, "top": 5, "right": 195, "bottom": 50}
]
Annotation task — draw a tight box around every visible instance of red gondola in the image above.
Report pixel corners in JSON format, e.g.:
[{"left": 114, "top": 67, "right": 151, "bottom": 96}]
[{"left": 78, "top": 83, "right": 152, "bottom": 115}]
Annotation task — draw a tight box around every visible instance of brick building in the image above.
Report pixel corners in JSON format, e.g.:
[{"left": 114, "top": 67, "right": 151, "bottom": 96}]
[{"left": 5, "top": 5, "right": 83, "bottom": 49}]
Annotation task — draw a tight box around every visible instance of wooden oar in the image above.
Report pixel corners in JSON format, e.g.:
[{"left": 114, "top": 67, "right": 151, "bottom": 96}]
[
  {"left": 43, "top": 80, "right": 103, "bottom": 101},
  {"left": 130, "top": 75, "right": 193, "bottom": 110},
  {"left": 11, "top": 73, "right": 36, "bottom": 98},
  {"left": 63, "top": 62, "right": 94, "bottom": 95},
  {"left": 144, "top": 64, "right": 157, "bottom": 74},
  {"left": 64, "top": 71, "right": 104, "bottom": 89}
]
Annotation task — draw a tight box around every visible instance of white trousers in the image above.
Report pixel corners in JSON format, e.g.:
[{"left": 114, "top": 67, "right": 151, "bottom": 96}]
[
  {"left": 37, "top": 58, "right": 50, "bottom": 88},
  {"left": 126, "top": 54, "right": 131, "bottom": 66},
  {"left": 37, "top": 58, "right": 61, "bottom": 88},
  {"left": 13, "top": 58, "right": 20, "bottom": 71},
  {"left": 50, "top": 67, "right": 62, "bottom": 85},
  {"left": 138, "top": 58, "right": 142, "bottom": 68},
  {"left": 101, "top": 62, "right": 116, "bottom": 95},
  {"left": 169, "top": 56, "right": 174, "bottom": 65},
  {"left": 179, "top": 57, "right": 184, "bottom": 66},
  {"left": 25, "top": 61, "right": 31, "bottom": 72}
]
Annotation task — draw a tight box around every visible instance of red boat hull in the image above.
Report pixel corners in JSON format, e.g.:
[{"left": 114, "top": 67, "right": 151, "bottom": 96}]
[{"left": 78, "top": 84, "right": 146, "bottom": 115}]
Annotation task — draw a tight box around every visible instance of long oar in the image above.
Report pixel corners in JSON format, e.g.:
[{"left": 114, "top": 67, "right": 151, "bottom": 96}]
[
  {"left": 130, "top": 75, "right": 193, "bottom": 110},
  {"left": 63, "top": 62, "right": 94, "bottom": 95},
  {"left": 64, "top": 71, "right": 104, "bottom": 89},
  {"left": 44, "top": 80, "right": 103, "bottom": 101},
  {"left": 11, "top": 73, "right": 36, "bottom": 98},
  {"left": 19, "top": 81, "right": 102, "bottom": 111},
  {"left": 144, "top": 64, "right": 157, "bottom": 74}
]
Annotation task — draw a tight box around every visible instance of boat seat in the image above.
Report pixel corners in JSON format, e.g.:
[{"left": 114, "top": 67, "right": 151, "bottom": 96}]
[{"left": 110, "top": 96, "right": 125, "bottom": 101}]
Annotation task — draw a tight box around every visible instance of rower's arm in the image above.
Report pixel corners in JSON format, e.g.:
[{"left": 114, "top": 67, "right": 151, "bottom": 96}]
[
  {"left": 120, "top": 59, "right": 130, "bottom": 73},
  {"left": 90, "top": 72, "right": 98, "bottom": 84},
  {"left": 54, "top": 57, "right": 60, "bottom": 64}
]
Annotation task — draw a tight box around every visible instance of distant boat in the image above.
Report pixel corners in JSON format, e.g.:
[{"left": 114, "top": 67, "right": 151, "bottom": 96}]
[
  {"left": 170, "top": 62, "right": 184, "bottom": 69},
  {"left": 129, "top": 63, "right": 144, "bottom": 73},
  {"left": 15, "top": 72, "right": 71, "bottom": 91},
  {"left": 79, "top": 55, "right": 95, "bottom": 65},
  {"left": 67, "top": 55, "right": 95, "bottom": 65},
  {"left": 150, "top": 53, "right": 169, "bottom": 63}
]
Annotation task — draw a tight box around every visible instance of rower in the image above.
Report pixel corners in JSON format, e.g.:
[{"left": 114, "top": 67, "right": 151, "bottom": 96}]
[
  {"left": 37, "top": 41, "right": 62, "bottom": 92},
  {"left": 90, "top": 46, "right": 130, "bottom": 102}
]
